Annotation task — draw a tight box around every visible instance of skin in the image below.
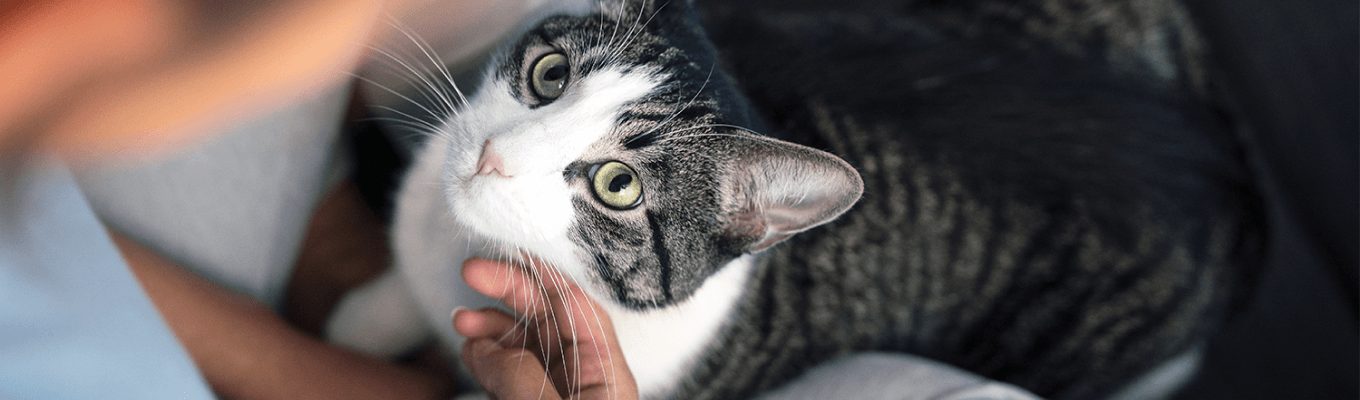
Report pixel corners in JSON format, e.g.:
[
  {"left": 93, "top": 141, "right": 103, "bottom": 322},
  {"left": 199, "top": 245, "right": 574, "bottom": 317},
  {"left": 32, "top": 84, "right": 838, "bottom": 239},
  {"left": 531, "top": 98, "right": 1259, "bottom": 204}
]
[
  {"left": 456, "top": 258, "right": 640, "bottom": 400},
  {"left": 286, "top": 179, "right": 394, "bottom": 336},
  {"left": 112, "top": 223, "right": 453, "bottom": 400},
  {"left": 3, "top": 0, "right": 636, "bottom": 397}
]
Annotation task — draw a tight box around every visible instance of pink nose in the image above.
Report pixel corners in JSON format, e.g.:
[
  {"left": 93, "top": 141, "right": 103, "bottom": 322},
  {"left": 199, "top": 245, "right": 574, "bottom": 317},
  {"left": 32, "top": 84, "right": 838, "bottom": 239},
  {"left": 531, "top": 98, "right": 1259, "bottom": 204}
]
[{"left": 476, "top": 140, "right": 510, "bottom": 177}]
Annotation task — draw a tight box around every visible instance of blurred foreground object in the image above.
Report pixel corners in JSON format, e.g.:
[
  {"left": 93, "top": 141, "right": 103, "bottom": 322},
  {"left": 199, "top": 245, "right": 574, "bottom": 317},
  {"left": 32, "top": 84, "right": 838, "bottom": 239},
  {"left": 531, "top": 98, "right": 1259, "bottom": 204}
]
[{"left": 0, "top": 0, "right": 385, "bottom": 166}]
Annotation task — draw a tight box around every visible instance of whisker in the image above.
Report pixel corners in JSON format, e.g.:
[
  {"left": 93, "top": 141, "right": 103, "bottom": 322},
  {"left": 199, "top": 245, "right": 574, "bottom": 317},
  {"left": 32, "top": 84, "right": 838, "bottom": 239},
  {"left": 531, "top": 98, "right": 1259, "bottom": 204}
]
[
  {"left": 363, "top": 45, "right": 460, "bottom": 119},
  {"left": 543, "top": 262, "right": 607, "bottom": 399},
  {"left": 384, "top": 18, "right": 471, "bottom": 108},
  {"left": 593, "top": 0, "right": 609, "bottom": 56},
  {"left": 347, "top": 73, "right": 450, "bottom": 131},
  {"left": 522, "top": 255, "right": 554, "bottom": 399},
  {"left": 380, "top": 17, "right": 467, "bottom": 102},
  {"left": 580, "top": 290, "right": 616, "bottom": 400},
  {"left": 602, "top": 1, "right": 666, "bottom": 69},
  {"left": 523, "top": 257, "right": 570, "bottom": 394},
  {"left": 594, "top": 0, "right": 628, "bottom": 70},
  {"left": 554, "top": 266, "right": 594, "bottom": 397},
  {"left": 639, "top": 124, "right": 767, "bottom": 149},
  {"left": 625, "top": 62, "right": 718, "bottom": 146},
  {"left": 364, "top": 106, "right": 446, "bottom": 133},
  {"left": 356, "top": 117, "right": 446, "bottom": 146}
]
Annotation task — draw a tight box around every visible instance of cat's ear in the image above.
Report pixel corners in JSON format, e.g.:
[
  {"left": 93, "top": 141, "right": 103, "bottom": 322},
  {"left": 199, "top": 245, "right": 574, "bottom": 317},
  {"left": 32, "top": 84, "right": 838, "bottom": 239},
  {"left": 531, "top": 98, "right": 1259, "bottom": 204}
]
[{"left": 722, "top": 137, "right": 863, "bottom": 253}]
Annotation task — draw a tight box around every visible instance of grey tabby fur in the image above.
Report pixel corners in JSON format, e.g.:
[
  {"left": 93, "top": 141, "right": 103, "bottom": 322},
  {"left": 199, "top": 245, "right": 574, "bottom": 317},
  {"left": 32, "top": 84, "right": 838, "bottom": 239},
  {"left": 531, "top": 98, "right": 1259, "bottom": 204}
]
[
  {"left": 681, "top": 1, "right": 1263, "bottom": 398},
  {"left": 336, "top": 0, "right": 1264, "bottom": 399}
]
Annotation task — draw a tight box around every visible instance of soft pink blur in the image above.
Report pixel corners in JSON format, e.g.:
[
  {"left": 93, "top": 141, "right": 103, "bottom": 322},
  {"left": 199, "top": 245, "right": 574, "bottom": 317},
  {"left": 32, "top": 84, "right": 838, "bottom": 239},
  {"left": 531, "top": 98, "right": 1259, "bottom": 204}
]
[{"left": 0, "top": 0, "right": 394, "bottom": 166}]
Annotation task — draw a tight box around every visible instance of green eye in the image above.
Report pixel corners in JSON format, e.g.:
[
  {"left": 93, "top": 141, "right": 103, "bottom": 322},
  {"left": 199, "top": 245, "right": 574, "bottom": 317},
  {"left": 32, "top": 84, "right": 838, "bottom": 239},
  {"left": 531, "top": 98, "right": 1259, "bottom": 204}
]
[
  {"left": 590, "top": 161, "right": 643, "bottom": 209},
  {"left": 531, "top": 53, "right": 569, "bottom": 100}
]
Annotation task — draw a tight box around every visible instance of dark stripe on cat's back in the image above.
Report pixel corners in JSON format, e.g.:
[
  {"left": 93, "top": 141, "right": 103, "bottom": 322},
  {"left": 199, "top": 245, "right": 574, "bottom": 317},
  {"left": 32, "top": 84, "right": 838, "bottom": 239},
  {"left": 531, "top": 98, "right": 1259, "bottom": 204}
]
[{"left": 646, "top": 209, "right": 674, "bottom": 302}]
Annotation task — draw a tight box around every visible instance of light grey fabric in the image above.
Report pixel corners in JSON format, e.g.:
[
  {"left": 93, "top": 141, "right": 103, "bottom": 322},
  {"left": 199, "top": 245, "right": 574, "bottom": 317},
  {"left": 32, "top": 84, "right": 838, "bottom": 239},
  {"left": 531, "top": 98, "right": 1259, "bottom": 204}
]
[
  {"left": 1105, "top": 348, "right": 1203, "bottom": 400},
  {"left": 0, "top": 163, "right": 215, "bottom": 399},
  {"left": 74, "top": 85, "right": 353, "bottom": 310},
  {"left": 756, "top": 353, "right": 1043, "bottom": 400},
  {"left": 756, "top": 349, "right": 1205, "bottom": 400}
]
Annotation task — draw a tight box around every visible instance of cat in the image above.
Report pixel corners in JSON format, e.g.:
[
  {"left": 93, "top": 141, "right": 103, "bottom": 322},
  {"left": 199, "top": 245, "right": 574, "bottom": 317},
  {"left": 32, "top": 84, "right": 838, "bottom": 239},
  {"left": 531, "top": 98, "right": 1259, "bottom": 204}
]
[{"left": 326, "top": 0, "right": 1264, "bottom": 399}]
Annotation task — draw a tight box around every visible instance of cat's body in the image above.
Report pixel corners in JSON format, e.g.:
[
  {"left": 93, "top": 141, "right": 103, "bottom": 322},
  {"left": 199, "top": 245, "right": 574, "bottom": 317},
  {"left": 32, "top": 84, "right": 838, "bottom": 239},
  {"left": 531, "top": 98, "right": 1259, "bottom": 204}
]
[{"left": 327, "top": 1, "right": 1263, "bottom": 399}]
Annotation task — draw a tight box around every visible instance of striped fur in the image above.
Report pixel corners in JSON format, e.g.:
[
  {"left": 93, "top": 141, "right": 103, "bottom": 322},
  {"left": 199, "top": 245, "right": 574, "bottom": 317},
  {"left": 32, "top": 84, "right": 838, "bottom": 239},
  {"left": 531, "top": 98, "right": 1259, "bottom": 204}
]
[{"left": 683, "top": 2, "right": 1262, "bottom": 399}]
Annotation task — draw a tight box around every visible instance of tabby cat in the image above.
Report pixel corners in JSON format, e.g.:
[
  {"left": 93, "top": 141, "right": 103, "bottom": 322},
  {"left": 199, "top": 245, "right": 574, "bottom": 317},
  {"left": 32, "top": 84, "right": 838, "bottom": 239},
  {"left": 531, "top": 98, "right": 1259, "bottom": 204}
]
[{"left": 327, "top": 0, "right": 1263, "bottom": 399}]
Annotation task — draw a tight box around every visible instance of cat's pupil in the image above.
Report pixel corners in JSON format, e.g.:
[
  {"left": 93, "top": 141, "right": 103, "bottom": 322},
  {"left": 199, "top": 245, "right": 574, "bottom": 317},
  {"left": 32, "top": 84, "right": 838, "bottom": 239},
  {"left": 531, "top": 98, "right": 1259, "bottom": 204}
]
[
  {"left": 608, "top": 174, "right": 632, "bottom": 192},
  {"left": 544, "top": 66, "right": 567, "bottom": 82}
]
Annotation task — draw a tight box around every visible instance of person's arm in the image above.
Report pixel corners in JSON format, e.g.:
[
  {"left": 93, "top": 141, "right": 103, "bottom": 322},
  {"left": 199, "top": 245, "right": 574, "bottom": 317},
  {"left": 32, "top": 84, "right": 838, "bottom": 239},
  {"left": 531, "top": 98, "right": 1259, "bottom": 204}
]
[{"left": 111, "top": 230, "right": 452, "bottom": 400}]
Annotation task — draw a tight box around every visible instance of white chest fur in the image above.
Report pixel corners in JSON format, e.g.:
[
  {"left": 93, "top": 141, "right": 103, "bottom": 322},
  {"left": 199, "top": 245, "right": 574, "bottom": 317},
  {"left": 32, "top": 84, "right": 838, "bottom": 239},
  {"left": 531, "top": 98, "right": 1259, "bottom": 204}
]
[{"left": 606, "top": 255, "right": 754, "bottom": 398}]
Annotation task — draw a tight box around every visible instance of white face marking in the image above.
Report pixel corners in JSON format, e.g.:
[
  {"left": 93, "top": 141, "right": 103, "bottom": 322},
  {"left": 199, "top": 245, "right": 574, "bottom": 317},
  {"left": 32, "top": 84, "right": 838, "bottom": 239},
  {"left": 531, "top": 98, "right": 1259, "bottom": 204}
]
[
  {"left": 436, "top": 59, "right": 751, "bottom": 396},
  {"left": 440, "top": 65, "right": 664, "bottom": 288}
]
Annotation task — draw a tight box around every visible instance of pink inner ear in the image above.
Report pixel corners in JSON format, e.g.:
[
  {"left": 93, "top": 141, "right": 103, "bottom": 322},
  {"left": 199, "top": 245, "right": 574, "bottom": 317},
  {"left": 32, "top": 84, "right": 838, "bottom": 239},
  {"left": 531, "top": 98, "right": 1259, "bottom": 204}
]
[
  {"left": 722, "top": 203, "right": 794, "bottom": 253},
  {"left": 762, "top": 196, "right": 841, "bottom": 232},
  {"left": 748, "top": 232, "right": 795, "bottom": 254},
  {"left": 719, "top": 136, "right": 864, "bottom": 254},
  {"left": 745, "top": 193, "right": 847, "bottom": 253},
  {"left": 724, "top": 207, "right": 767, "bottom": 240}
]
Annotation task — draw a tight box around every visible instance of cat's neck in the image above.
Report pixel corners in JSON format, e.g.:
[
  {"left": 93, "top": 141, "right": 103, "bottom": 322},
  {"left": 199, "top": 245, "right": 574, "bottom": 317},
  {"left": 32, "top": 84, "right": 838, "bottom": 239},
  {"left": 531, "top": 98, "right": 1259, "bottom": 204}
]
[{"left": 601, "top": 254, "right": 756, "bottom": 398}]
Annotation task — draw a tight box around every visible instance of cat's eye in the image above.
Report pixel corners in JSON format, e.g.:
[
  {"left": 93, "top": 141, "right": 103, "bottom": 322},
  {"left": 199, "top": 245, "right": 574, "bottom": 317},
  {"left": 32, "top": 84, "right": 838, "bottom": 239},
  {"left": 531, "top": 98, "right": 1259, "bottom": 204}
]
[
  {"left": 589, "top": 161, "right": 643, "bottom": 209},
  {"left": 531, "top": 53, "right": 570, "bottom": 100}
]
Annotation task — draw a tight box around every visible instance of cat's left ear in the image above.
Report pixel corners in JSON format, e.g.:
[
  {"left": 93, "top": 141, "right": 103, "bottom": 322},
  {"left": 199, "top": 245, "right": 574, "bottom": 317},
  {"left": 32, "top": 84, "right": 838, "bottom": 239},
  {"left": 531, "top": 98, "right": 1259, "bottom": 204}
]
[{"left": 721, "top": 137, "right": 864, "bottom": 253}]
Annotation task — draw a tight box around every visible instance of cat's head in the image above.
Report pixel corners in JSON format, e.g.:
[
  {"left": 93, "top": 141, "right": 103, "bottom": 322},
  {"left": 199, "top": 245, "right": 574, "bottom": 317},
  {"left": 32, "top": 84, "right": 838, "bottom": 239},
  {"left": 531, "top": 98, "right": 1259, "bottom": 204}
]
[{"left": 439, "top": 0, "right": 863, "bottom": 310}]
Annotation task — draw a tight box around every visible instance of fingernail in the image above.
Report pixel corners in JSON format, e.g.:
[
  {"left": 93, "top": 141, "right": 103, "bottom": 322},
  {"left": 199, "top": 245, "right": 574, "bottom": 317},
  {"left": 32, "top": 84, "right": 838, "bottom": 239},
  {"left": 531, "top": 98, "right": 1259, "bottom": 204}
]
[{"left": 451, "top": 306, "right": 469, "bottom": 322}]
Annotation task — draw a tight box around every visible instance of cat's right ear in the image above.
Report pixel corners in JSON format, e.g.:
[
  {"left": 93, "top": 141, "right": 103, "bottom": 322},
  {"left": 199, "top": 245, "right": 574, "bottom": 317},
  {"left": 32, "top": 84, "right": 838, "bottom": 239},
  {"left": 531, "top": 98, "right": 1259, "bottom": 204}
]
[{"left": 721, "top": 137, "right": 863, "bottom": 253}]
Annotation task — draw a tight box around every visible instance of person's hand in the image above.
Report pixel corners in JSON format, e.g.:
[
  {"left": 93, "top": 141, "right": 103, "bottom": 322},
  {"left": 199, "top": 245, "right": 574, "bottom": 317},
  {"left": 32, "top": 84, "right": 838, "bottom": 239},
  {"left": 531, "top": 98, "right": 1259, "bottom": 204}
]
[{"left": 453, "top": 258, "right": 639, "bottom": 400}]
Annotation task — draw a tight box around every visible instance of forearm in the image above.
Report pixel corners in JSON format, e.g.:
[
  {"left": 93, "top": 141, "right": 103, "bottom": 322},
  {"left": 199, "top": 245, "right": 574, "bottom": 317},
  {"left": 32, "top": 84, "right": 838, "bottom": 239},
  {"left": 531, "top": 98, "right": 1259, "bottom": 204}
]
[{"left": 111, "top": 230, "right": 450, "bottom": 400}]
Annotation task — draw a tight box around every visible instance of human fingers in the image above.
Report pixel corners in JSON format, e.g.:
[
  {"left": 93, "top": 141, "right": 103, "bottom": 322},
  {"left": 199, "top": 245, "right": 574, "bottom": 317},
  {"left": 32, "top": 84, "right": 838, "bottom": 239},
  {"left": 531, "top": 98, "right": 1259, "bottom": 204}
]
[
  {"left": 485, "top": 258, "right": 618, "bottom": 342},
  {"left": 462, "top": 258, "right": 552, "bottom": 318},
  {"left": 456, "top": 306, "right": 611, "bottom": 400},
  {"left": 539, "top": 326, "right": 637, "bottom": 400},
  {"left": 461, "top": 258, "right": 638, "bottom": 400},
  {"left": 502, "top": 264, "right": 637, "bottom": 400},
  {"left": 460, "top": 259, "right": 574, "bottom": 377},
  {"left": 453, "top": 307, "right": 532, "bottom": 349},
  {"left": 455, "top": 307, "right": 560, "bottom": 400},
  {"left": 460, "top": 259, "right": 597, "bottom": 358},
  {"left": 530, "top": 280, "right": 613, "bottom": 383},
  {"left": 461, "top": 337, "right": 563, "bottom": 400},
  {"left": 460, "top": 259, "right": 575, "bottom": 381}
]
